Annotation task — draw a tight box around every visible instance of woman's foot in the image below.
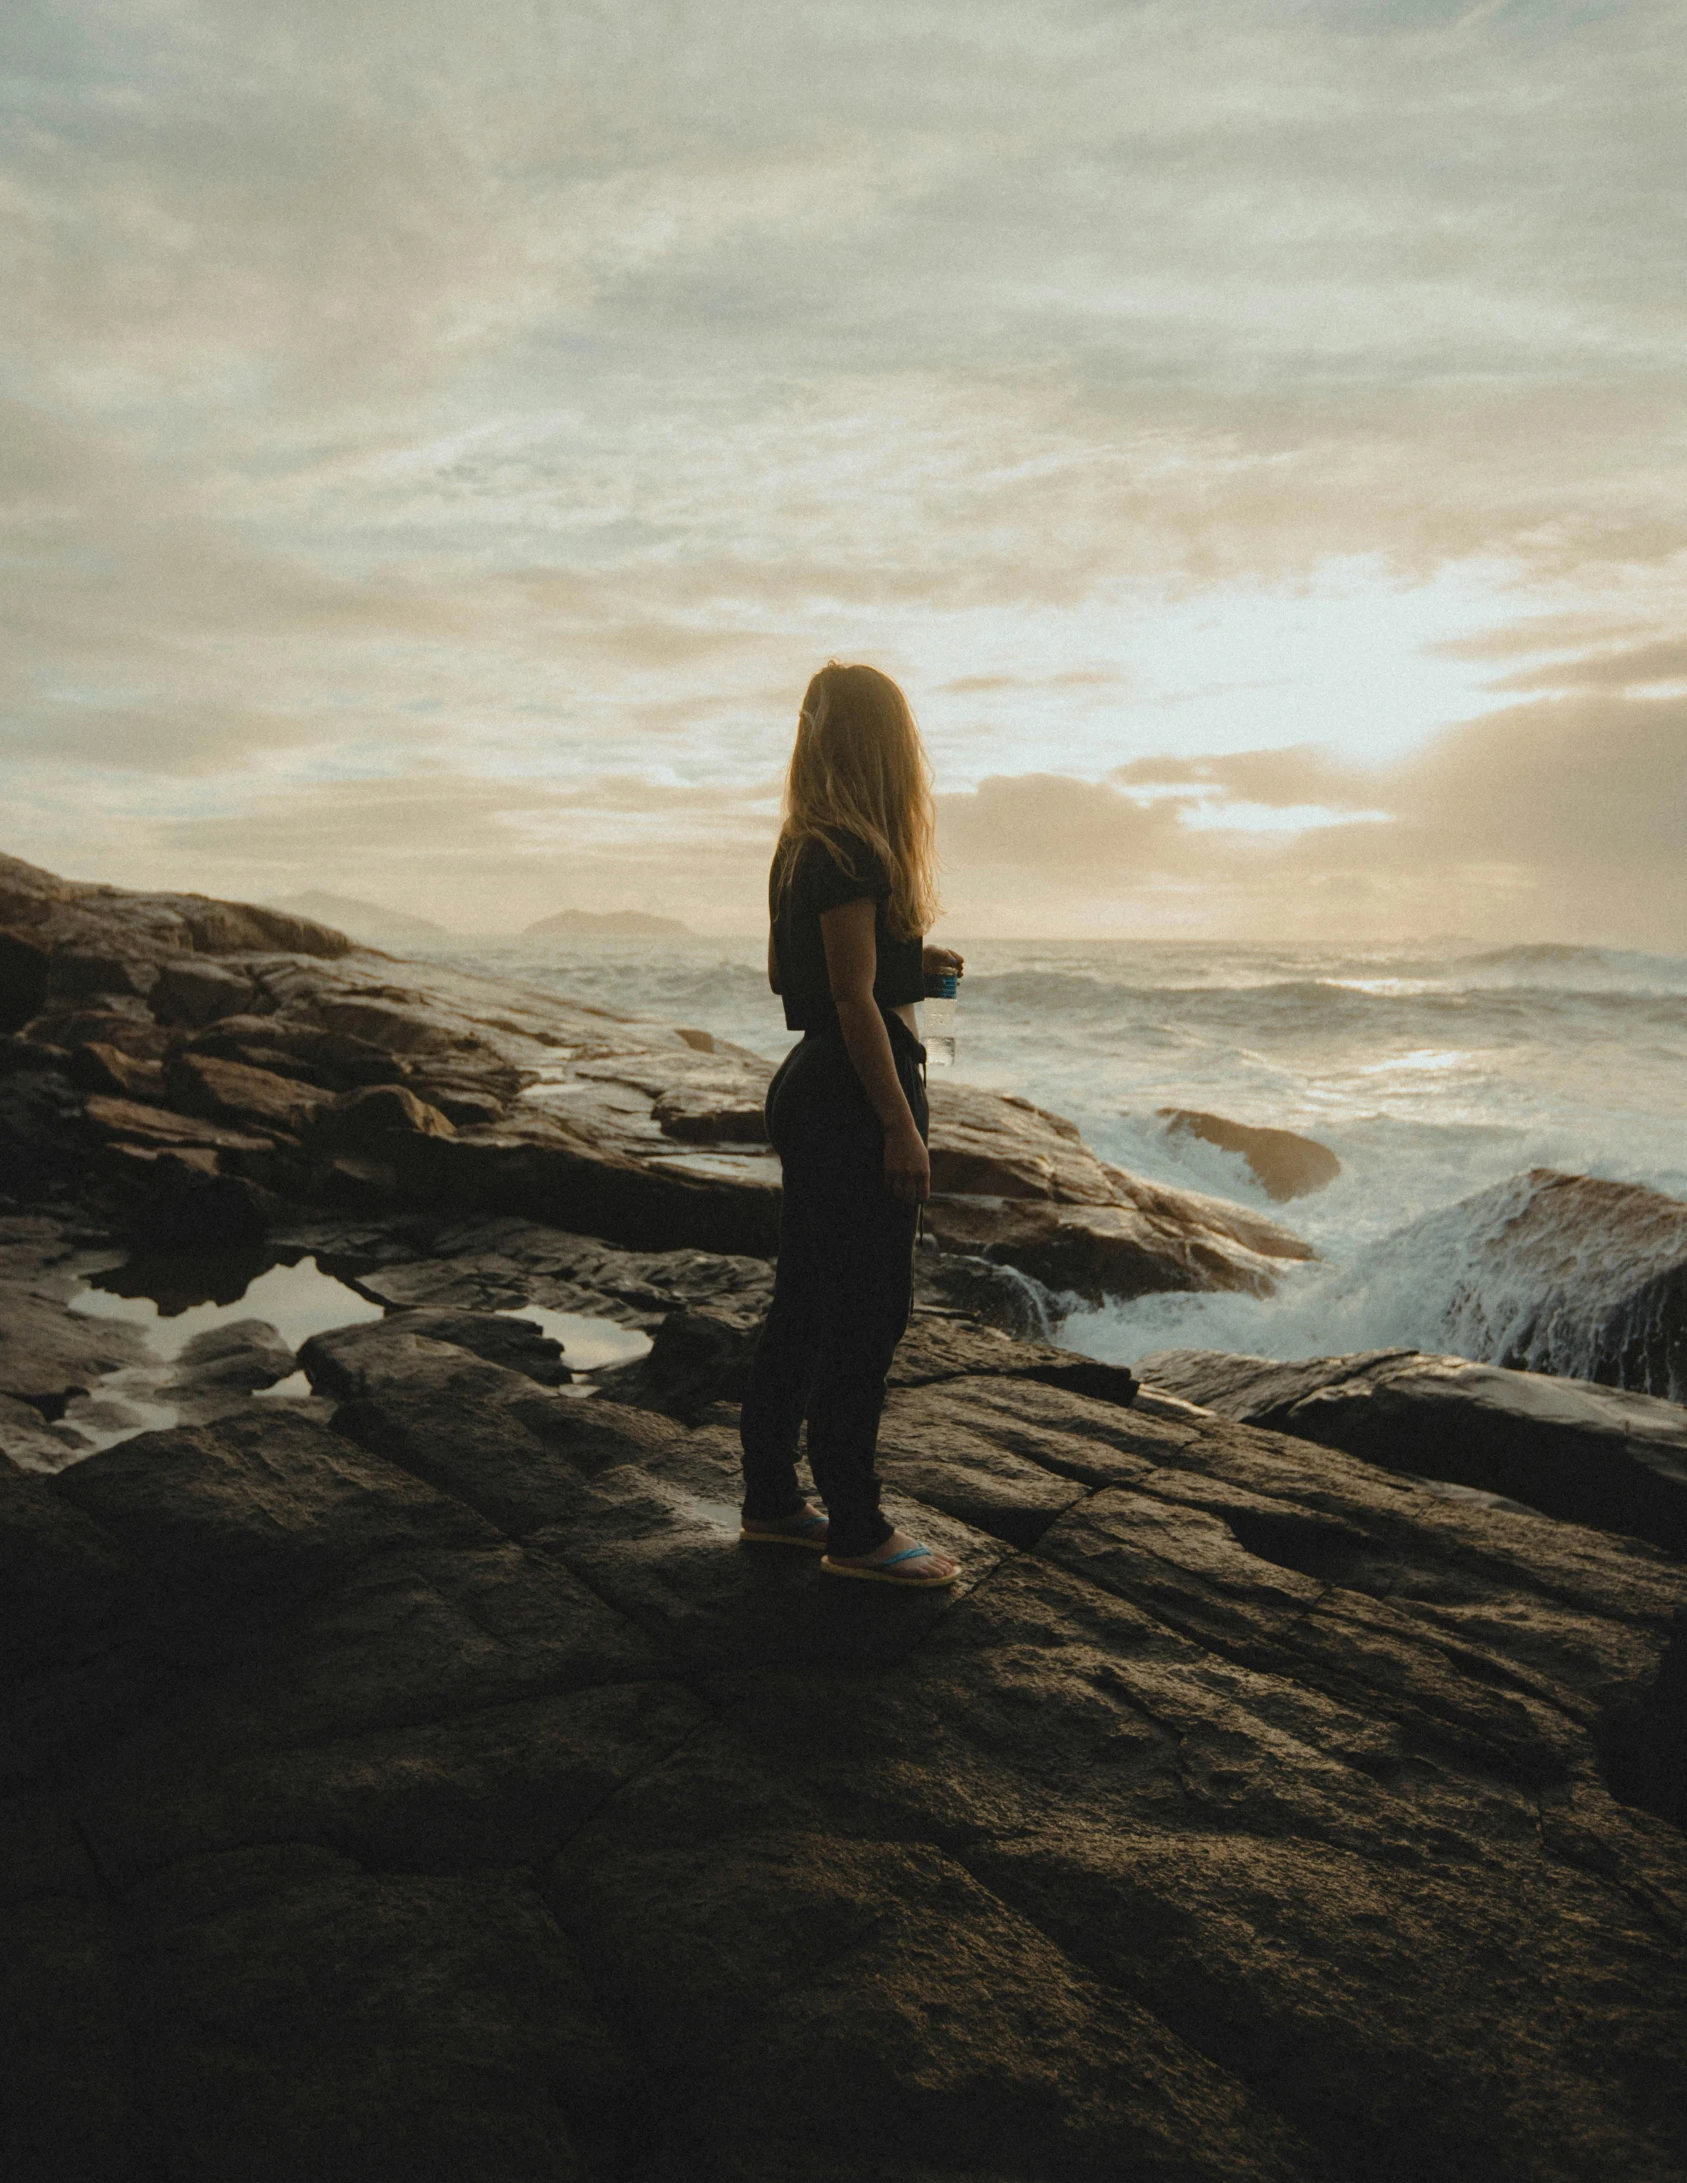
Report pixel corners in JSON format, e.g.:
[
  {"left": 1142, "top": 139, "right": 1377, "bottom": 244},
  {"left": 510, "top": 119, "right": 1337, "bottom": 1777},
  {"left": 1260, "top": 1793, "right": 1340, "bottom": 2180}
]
[
  {"left": 740, "top": 1502, "right": 830, "bottom": 1550},
  {"left": 821, "top": 1528, "right": 961, "bottom": 1586}
]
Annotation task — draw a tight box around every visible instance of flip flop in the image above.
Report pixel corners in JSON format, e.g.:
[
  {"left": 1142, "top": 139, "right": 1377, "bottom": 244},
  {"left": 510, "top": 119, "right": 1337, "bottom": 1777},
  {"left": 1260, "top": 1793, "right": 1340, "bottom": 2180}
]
[
  {"left": 740, "top": 1509, "right": 830, "bottom": 1551},
  {"left": 820, "top": 1543, "right": 960, "bottom": 1588}
]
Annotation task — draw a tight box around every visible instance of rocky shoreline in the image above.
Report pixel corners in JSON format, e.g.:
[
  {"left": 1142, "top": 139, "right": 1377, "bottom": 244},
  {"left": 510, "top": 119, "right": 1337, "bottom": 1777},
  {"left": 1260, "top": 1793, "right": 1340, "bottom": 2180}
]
[{"left": 4, "top": 852, "right": 1686, "bottom": 2182}]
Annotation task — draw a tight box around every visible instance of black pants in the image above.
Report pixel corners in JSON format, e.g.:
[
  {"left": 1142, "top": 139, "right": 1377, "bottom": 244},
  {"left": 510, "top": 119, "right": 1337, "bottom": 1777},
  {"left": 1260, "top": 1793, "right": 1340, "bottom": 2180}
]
[{"left": 738, "top": 1015, "right": 928, "bottom": 1559}]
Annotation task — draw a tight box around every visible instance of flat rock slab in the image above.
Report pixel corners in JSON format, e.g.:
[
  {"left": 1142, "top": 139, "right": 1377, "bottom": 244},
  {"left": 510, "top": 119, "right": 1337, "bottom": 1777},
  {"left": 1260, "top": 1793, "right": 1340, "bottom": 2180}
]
[
  {"left": 1140, "top": 1345, "right": 1687, "bottom": 1554},
  {"left": 5, "top": 1286, "right": 1686, "bottom": 2182}
]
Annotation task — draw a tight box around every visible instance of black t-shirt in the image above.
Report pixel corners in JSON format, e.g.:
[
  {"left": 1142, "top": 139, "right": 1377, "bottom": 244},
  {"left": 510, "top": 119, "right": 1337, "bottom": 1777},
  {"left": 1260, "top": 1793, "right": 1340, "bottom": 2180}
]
[{"left": 770, "top": 831, "right": 924, "bottom": 1033}]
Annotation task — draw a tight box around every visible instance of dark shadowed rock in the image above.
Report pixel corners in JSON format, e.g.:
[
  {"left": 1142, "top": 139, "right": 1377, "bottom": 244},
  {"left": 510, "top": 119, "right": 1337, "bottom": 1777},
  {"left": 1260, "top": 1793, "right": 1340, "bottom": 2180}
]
[
  {"left": 120, "top": 1848, "right": 626, "bottom": 2183},
  {"left": 150, "top": 958, "right": 259, "bottom": 1027},
  {"left": 23, "top": 1006, "right": 171, "bottom": 1058},
  {"left": 0, "top": 927, "right": 51, "bottom": 1034},
  {"left": 67, "top": 1042, "right": 167, "bottom": 1101},
  {"left": 1, "top": 1254, "right": 1683, "bottom": 2180},
  {"left": 594, "top": 1305, "right": 761, "bottom": 1422},
  {"left": 1160, "top": 1108, "right": 1343, "bottom": 1200},
  {"left": 124, "top": 1162, "right": 281, "bottom": 1254},
  {"left": 1139, "top": 1346, "right": 1687, "bottom": 1554}
]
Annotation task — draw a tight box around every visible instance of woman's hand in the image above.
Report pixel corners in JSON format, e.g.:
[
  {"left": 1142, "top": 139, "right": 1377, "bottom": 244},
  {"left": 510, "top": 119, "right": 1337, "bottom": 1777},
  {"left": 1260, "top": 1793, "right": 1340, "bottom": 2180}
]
[
  {"left": 884, "top": 1119, "right": 931, "bottom": 1204},
  {"left": 922, "top": 944, "right": 964, "bottom": 979}
]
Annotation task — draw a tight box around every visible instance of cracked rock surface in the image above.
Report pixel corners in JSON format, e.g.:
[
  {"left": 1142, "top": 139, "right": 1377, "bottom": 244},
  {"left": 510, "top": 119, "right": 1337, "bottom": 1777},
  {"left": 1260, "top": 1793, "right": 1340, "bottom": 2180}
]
[{"left": 3, "top": 1269, "right": 1685, "bottom": 2181}]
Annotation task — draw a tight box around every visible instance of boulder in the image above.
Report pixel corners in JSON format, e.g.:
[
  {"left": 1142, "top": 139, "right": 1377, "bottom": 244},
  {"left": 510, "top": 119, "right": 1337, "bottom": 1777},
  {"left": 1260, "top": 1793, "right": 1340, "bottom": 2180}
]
[
  {"left": 163, "top": 1053, "right": 329, "bottom": 1139},
  {"left": 319, "top": 1083, "right": 456, "bottom": 1150},
  {"left": 924, "top": 1177, "right": 1314, "bottom": 1304},
  {"left": 1137, "top": 1346, "right": 1687, "bottom": 1556},
  {"left": 652, "top": 1084, "right": 768, "bottom": 1142},
  {"left": 150, "top": 959, "right": 258, "bottom": 1027},
  {"left": 1159, "top": 1108, "right": 1342, "bottom": 1200},
  {"left": 163, "top": 1320, "right": 297, "bottom": 1419},
  {"left": 1358, "top": 1168, "right": 1687, "bottom": 1401}
]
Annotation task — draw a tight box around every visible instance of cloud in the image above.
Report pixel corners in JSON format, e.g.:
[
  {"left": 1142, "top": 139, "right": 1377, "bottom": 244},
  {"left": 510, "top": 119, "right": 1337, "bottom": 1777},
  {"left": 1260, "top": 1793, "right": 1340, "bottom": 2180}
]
[
  {"left": 931, "top": 691, "right": 1687, "bottom": 945},
  {"left": 1486, "top": 638, "right": 1687, "bottom": 693},
  {"left": 4, "top": 0, "right": 1684, "bottom": 945}
]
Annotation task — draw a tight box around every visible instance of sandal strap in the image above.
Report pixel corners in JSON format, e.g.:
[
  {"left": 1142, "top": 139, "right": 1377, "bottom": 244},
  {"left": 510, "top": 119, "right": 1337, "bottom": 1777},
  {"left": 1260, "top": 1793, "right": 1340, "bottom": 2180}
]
[{"left": 876, "top": 1544, "right": 935, "bottom": 1568}]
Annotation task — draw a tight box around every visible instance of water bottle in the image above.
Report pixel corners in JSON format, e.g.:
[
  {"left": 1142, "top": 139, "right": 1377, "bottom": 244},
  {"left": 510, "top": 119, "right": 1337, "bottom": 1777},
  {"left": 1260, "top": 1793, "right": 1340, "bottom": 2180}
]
[{"left": 922, "top": 972, "right": 959, "bottom": 1068}]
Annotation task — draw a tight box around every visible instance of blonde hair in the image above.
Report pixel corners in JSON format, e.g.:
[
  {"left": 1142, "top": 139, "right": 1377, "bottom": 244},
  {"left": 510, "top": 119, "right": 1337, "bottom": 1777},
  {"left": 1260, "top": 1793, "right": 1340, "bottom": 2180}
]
[{"left": 772, "top": 662, "right": 941, "bottom": 941}]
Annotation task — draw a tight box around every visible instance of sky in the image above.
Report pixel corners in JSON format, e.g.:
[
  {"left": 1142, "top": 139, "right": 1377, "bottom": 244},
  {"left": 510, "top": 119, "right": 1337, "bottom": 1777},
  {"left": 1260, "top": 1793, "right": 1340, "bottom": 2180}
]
[{"left": 3, "top": 0, "right": 1684, "bottom": 942}]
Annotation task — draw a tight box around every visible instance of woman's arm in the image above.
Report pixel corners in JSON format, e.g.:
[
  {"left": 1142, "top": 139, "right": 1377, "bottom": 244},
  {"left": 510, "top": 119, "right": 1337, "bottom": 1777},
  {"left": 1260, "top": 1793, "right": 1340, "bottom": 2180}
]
[
  {"left": 819, "top": 895, "right": 929, "bottom": 1204},
  {"left": 767, "top": 929, "right": 782, "bottom": 994}
]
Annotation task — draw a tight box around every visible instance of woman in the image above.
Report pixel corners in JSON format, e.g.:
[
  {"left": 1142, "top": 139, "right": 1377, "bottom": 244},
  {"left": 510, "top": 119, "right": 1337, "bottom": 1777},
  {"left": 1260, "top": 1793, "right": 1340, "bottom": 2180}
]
[{"left": 738, "top": 662, "right": 964, "bottom": 1587}]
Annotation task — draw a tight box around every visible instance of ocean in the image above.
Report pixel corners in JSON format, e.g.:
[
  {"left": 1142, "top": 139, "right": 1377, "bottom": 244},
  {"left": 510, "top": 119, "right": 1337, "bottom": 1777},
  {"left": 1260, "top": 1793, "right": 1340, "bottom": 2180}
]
[{"left": 412, "top": 935, "right": 1687, "bottom": 1376}]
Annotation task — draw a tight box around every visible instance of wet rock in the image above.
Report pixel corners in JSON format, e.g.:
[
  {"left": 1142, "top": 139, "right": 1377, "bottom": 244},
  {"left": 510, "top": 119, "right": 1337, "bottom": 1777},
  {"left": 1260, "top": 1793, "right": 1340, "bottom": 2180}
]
[
  {"left": 320, "top": 1082, "right": 456, "bottom": 1150},
  {"left": 0, "top": 1280, "right": 147, "bottom": 1418},
  {"left": 1139, "top": 1346, "right": 1687, "bottom": 1556},
  {"left": 383, "top": 1307, "right": 570, "bottom": 1386},
  {"left": 164, "top": 1320, "right": 297, "bottom": 1415},
  {"left": 0, "top": 1391, "right": 87, "bottom": 1473},
  {"left": 1159, "top": 1108, "right": 1342, "bottom": 1200},
  {"left": 82, "top": 1094, "right": 274, "bottom": 1159},
  {"left": 1365, "top": 1167, "right": 1687, "bottom": 1401},
  {"left": 925, "top": 1174, "right": 1314, "bottom": 1305},
  {"left": 0, "top": 927, "right": 51, "bottom": 1034}
]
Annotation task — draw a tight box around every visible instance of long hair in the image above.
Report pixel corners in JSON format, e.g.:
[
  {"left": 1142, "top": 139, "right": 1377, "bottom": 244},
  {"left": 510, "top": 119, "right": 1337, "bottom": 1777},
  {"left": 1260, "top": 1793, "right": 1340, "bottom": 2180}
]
[{"left": 772, "top": 662, "right": 940, "bottom": 940}]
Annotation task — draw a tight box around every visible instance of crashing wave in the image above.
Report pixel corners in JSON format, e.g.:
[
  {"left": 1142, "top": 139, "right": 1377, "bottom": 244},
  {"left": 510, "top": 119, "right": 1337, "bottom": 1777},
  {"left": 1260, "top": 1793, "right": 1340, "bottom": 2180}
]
[{"left": 1352, "top": 1168, "right": 1687, "bottom": 1401}]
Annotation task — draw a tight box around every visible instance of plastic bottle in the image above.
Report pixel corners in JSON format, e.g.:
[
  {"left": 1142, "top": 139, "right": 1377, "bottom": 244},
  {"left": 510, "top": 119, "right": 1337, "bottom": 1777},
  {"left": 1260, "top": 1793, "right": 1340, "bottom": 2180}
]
[{"left": 922, "top": 972, "right": 959, "bottom": 1068}]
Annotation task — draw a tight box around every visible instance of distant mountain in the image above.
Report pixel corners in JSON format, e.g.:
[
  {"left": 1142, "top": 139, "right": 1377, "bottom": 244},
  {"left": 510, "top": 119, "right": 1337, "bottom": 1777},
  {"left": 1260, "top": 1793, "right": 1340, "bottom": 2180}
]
[
  {"left": 266, "top": 891, "right": 451, "bottom": 944},
  {"left": 524, "top": 908, "right": 693, "bottom": 938}
]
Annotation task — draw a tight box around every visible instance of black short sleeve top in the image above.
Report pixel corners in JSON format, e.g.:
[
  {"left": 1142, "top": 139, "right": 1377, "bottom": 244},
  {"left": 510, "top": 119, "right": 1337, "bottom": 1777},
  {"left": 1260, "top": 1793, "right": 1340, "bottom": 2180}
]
[{"left": 770, "top": 831, "right": 925, "bottom": 1032}]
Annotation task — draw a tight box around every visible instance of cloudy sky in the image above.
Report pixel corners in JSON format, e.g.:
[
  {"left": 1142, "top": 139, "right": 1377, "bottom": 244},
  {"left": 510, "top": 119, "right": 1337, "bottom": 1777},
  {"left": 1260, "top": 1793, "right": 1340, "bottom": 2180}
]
[{"left": 4, "top": 0, "right": 1684, "bottom": 940}]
